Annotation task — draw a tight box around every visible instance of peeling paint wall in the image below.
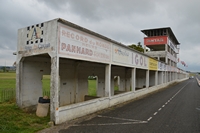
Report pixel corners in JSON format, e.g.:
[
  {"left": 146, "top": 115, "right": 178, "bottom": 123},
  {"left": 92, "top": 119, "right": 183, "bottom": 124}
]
[
  {"left": 16, "top": 18, "right": 189, "bottom": 125},
  {"left": 158, "top": 71, "right": 163, "bottom": 85},
  {"left": 136, "top": 69, "right": 146, "bottom": 89},
  {"left": 17, "top": 56, "right": 51, "bottom": 108},
  {"left": 149, "top": 70, "right": 156, "bottom": 87}
]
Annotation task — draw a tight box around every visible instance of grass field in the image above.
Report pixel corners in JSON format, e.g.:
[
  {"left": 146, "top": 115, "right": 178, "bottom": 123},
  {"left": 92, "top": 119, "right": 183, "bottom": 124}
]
[
  {"left": 0, "top": 72, "right": 51, "bottom": 132},
  {"left": 0, "top": 72, "right": 121, "bottom": 132},
  {"left": 0, "top": 72, "right": 51, "bottom": 91},
  {"left": 0, "top": 101, "right": 50, "bottom": 133},
  {"left": 0, "top": 72, "right": 16, "bottom": 90},
  {"left": 88, "top": 80, "right": 97, "bottom": 96},
  {"left": 0, "top": 72, "right": 97, "bottom": 95},
  {"left": 0, "top": 72, "right": 98, "bottom": 132}
]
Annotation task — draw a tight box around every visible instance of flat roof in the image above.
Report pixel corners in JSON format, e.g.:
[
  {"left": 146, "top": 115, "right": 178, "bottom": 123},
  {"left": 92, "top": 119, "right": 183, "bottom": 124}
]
[
  {"left": 57, "top": 18, "right": 151, "bottom": 57},
  {"left": 141, "top": 27, "right": 180, "bottom": 45}
]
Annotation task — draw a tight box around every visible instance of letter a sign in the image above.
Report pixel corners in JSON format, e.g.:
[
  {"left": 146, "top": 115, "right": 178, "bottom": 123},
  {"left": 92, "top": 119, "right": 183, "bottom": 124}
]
[{"left": 28, "top": 27, "right": 41, "bottom": 41}]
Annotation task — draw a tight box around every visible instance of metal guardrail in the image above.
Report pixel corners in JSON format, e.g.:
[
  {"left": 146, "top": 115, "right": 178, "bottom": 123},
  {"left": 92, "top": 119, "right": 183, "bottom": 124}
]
[
  {"left": 0, "top": 89, "right": 50, "bottom": 103},
  {"left": 0, "top": 89, "right": 15, "bottom": 102}
]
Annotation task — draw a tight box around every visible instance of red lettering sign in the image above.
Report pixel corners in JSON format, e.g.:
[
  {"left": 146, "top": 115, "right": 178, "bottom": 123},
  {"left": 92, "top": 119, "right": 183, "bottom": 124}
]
[{"left": 144, "top": 36, "right": 168, "bottom": 45}]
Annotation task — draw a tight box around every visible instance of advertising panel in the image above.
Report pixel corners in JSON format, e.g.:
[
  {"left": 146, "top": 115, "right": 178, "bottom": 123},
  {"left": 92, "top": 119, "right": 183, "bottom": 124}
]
[
  {"left": 58, "top": 23, "right": 111, "bottom": 63},
  {"left": 18, "top": 22, "right": 54, "bottom": 56},
  {"left": 112, "top": 45, "right": 132, "bottom": 65},
  {"left": 144, "top": 36, "right": 168, "bottom": 45},
  {"left": 132, "top": 52, "right": 148, "bottom": 69},
  {"left": 158, "top": 62, "right": 166, "bottom": 71},
  {"left": 149, "top": 58, "right": 158, "bottom": 70},
  {"left": 112, "top": 45, "right": 148, "bottom": 69}
]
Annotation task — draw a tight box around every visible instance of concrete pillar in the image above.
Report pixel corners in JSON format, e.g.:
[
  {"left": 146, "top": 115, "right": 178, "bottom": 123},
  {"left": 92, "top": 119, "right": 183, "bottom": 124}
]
[
  {"left": 125, "top": 69, "right": 130, "bottom": 92},
  {"left": 105, "top": 64, "right": 111, "bottom": 97},
  {"left": 146, "top": 70, "right": 149, "bottom": 88},
  {"left": 131, "top": 68, "right": 136, "bottom": 92},
  {"left": 165, "top": 44, "right": 168, "bottom": 64},
  {"left": 155, "top": 71, "right": 158, "bottom": 86},
  {"left": 163, "top": 71, "right": 166, "bottom": 83},
  {"left": 117, "top": 76, "right": 120, "bottom": 90},
  {"left": 170, "top": 72, "right": 172, "bottom": 82},
  {"left": 74, "top": 62, "right": 80, "bottom": 102},
  {"left": 16, "top": 58, "right": 23, "bottom": 107},
  {"left": 165, "top": 44, "right": 168, "bottom": 52},
  {"left": 50, "top": 56, "right": 59, "bottom": 123},
  {"left": 161, "top": 71, "right": 163, "bottom": 84},
  {"left": 144, "top": 45, "right": 146, "bottom": 53},
  {"left": 175, "top": 72, "right": 177, "bottom": 80}
]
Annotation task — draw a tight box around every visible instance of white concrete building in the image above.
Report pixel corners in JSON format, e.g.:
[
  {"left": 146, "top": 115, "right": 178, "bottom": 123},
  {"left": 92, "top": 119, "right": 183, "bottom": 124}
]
[{"left": 16, "top": 18, "right": 188, "bottom": 124}]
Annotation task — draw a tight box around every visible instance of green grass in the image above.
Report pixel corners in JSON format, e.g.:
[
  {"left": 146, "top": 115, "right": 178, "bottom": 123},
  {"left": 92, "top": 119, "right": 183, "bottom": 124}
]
[
  {"left": 88, "top": 80, "right": 97, "bottom": 96},
  {"left": 42, "top": 75, "right": 50, "bottom": 91},
  {"left": 0, "top": 72, "right": 16, "bottom": 90},
  {"left": 0, "top": 73, "right": 50, "bottom": 91},
  {"left": 0, "top": 101, "right": 50, "bottom": 133},
  {"left": 0, "top": 73, "right": 50, "bottom": 132}
]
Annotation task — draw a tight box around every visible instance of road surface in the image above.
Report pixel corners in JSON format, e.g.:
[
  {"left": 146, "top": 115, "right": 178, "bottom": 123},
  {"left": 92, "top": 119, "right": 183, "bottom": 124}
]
[{"left": 59, "top": 78, "right": 200, "bottom": 133}]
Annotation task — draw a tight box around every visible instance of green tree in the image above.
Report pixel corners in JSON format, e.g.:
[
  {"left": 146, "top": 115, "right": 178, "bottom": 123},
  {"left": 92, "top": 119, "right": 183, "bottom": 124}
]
[
  {"left": 2, "top": 66, "right": 6, "bottom": 72},
  {"left": 128, "top": 42, "right": 144, "bottom": 53}
]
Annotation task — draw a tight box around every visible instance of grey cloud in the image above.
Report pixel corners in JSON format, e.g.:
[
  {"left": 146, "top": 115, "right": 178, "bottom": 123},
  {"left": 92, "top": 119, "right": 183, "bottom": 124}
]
[
  {"left": 0, "top": 0, "right": 200, "bottom": 71},
  {"left": 38, "top": 0, "right": 156, "bottom": 21}
]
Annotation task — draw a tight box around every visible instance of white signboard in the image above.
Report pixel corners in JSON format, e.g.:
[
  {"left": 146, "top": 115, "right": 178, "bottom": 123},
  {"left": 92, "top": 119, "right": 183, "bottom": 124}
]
[
  {"left": 112, "top": 45, "right": 148, "bottom": 69},
  {"left": 158, "top": 62, "right": 166, "bottom": 71},
  {"left": 168, "top": 39, "right": 178, "bottom": 53},
  {"left": 58, "top": 24, "right": 111, "bottom": 63},
  {"left": 132, "top": 52, "right": 148, "bottom": 69},
  {"left": 112, "top": 45, "right": 132, "bottom": 65}
]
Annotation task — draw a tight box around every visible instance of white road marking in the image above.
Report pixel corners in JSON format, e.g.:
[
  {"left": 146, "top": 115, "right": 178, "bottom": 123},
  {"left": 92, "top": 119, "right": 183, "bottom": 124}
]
[
  {"left": 73, "top": 121, "right": 148, "bottom": 126},
  {"left": 147, "top": 82, "right": 189, "bottom": 122},
  {"left": 147, "top": 117, "right": 152, "bottom": 121},
  {"left": 97, "top": 115, "right": 143, "bottom": 122},
  {"left": 73, "top": 82, "right": 190, "bottom": 127},
  {"left": 73, "top": 115, "right": 147, "bottom": 126}
]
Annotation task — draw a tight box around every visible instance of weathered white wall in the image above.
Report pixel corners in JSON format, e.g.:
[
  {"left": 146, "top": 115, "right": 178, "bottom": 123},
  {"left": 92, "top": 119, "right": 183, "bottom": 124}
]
[
  {"left": 158, "top": 71, "right": 163, "bottom": 85},
  {"left": 16, "top": 18, "right": 189, "bottom": 125},
  {"left": 136, "top": 69, "right": 146, "bottom": 89},
  {"left": 59, "top": 59, "right": 75, "bottom": 106},
  {"left": 149, "top": 70, "right": 156, "bottom": 87},
  {"left": 59, "top": 60, "right": 106, "bottom": 106},
  {"left": 56, "top": 78, "right": 188, "bottom": 124},
  {"left": 19, "top": 56, "right": 51, "bottom": 107},
  {"left": 111, "top": 67, "right": 131, "bottom": 92}
]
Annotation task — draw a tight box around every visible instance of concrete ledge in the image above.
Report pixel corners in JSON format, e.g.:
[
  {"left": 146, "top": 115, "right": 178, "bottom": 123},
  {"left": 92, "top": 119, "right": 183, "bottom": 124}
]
[
  {"left": 84, "top": 95, "right": 100, "bottom": 101},
  {"left": 57, "top": 97, "right": 110, "bottom": 124},
  {"left": 55, "top": 78, "right": 189, "bottom": 124},
  {"left": 196, "top": 77, "right": 200, "bottom": 86}
]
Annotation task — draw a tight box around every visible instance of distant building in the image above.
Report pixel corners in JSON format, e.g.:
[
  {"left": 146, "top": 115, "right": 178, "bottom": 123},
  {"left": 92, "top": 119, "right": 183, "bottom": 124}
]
[
  {"left": 141, "top": 27, "right": 180, "bottom": 81},
  {"left": 16, "top": 18, "right": 188, "bottom": 124}
]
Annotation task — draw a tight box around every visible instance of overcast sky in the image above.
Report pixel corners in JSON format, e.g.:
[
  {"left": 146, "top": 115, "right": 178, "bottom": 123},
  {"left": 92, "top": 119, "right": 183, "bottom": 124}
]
[{"left": 0, "top": 0, "right": 199, "bottom": 72}]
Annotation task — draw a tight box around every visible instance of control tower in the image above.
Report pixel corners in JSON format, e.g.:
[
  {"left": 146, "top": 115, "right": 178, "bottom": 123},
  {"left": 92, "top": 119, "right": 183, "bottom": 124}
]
[{"left": 141, "top": 27, "right": 180, "bottom": 68}]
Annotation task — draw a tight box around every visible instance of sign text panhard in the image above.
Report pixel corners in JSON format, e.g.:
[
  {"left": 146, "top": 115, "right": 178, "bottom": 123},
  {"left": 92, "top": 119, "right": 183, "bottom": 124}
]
[{"left": 58, "top": 24, "right": 111, "bottom": 63}]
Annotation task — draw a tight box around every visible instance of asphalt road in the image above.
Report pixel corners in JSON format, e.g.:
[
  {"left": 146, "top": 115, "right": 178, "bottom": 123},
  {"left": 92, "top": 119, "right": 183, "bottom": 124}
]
[{"left": 59, "top": 78, "right": 200, "bottom": 133}]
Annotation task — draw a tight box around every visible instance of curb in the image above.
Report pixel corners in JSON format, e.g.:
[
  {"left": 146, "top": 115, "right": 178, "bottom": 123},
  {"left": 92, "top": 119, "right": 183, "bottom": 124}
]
[{"left": 196, "top": 77, "right": 200, "bottom": 86}]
